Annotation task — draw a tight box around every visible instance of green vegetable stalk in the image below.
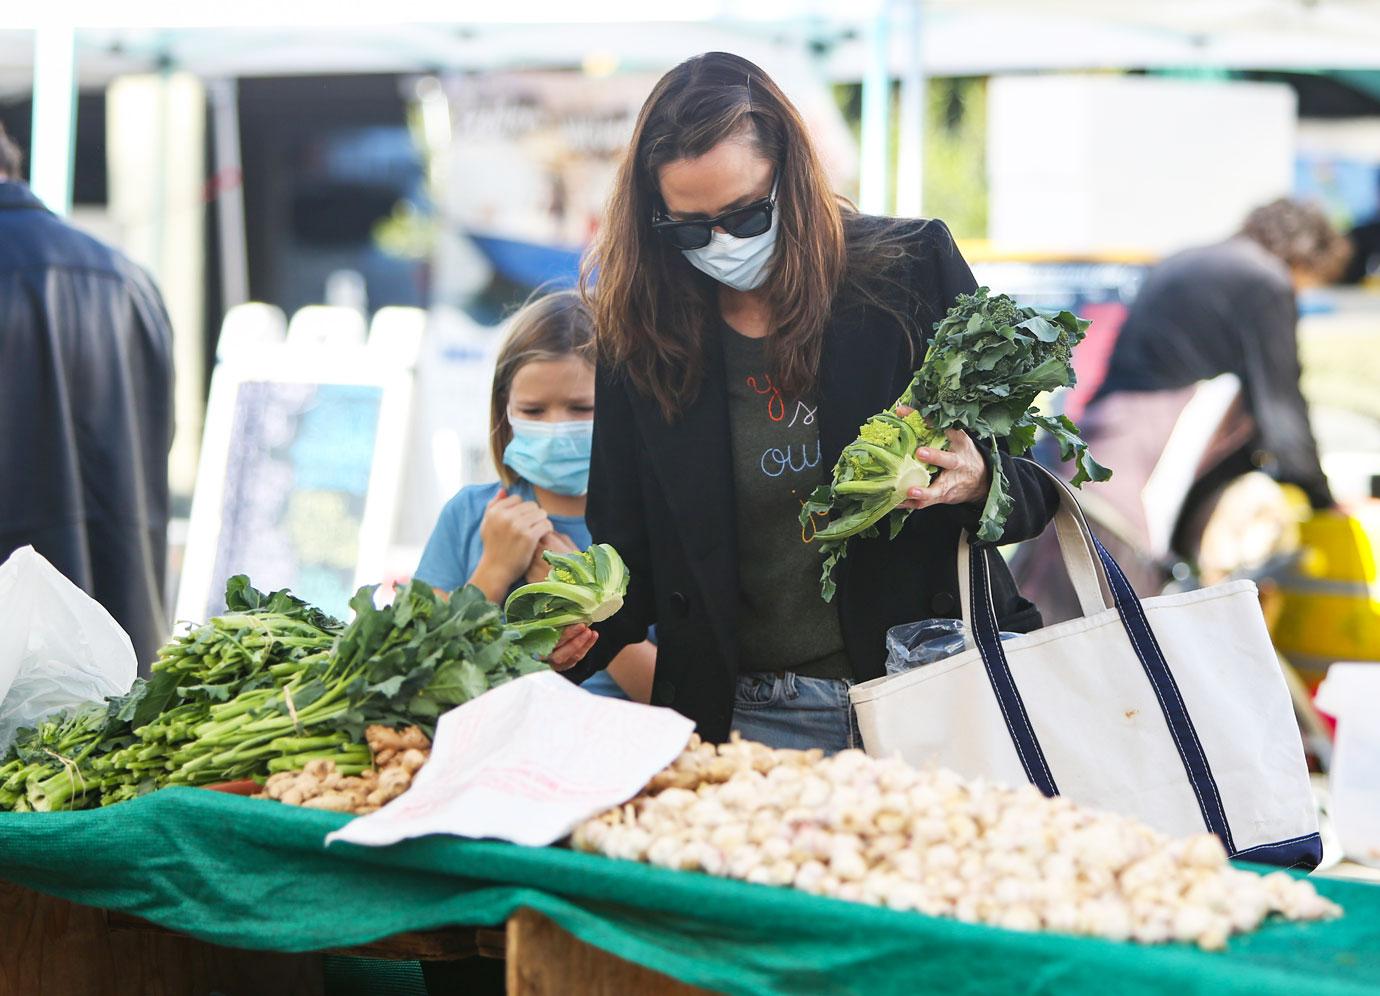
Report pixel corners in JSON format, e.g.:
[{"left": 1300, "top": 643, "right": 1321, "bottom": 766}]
[
  {"left": 0, "top": 577, "right": 346, "bottom": 810},
  {"left": 1, "top": 574, "right": 556, "bottom": 812},
  {"left": 801, "top": 287, "right": 1111, "bottom": 601},
  {"left": 504, "top": 544, "right": 630, "bottom": 635},
  {"left": 0, "top": 703, "right": 120, "bottom": 812},
  {"left": 146, "top": 580, "right": 555, "bottom": 790},
  {"left": 807, "top": 410, "right": 947, "bottom": 546}
]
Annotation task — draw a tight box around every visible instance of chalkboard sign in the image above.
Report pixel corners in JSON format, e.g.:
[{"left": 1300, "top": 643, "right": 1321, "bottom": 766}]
[{"left": 177, "top": 351, "right": 412, "bottom": 623}]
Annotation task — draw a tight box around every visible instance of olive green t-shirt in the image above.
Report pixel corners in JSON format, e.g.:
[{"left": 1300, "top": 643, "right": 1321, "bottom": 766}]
[{"left": 720, "top": 321, "right": 853, "bottom": 679}]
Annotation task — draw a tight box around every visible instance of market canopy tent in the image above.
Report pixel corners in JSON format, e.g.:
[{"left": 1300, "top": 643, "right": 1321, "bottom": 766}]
[
  {"left": 7, "top": 0, "right": 1380, "bottom": 216},
  {"left": 9, "top": 0, "right": 1380, "bottom": 89}
]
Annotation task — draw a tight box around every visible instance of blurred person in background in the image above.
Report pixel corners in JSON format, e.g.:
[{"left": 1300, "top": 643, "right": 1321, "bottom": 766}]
[
  {"left": 0, "top": 123, "right": 174, "bottom": 671},
  {"left": 1340, "top": 174, "right": 1380, "bottom": 285},
  {"left": 1018, "top": 198, "right": 1350, "bottom": 619},
  {"left": 1094, "top": 198, "right": 1348, "bottom": 513}
]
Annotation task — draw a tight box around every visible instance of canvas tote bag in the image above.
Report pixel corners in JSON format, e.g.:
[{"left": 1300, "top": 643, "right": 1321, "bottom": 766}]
[{"left": 850, "top": 463, "right": 1321, "bottom": 868}]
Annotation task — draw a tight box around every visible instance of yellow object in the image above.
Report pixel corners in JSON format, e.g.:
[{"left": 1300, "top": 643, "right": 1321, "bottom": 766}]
[
  {"left": 955, "top": 242, "right": 1159, "bottom": 266},
  {"left": 1272, "top": 505, "right": 1380, "bottom": 675}
]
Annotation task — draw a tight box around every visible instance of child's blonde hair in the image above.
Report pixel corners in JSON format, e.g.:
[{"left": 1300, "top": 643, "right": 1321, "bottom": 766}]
[{"left": 489, "top": 290, "right": 596, "bottom": 487}]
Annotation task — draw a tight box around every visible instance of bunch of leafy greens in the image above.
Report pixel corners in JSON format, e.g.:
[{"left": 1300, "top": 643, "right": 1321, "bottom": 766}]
[
  {"left": 0, "top": 577, "right": 343, "bottom": 810},
  {"left": 92, "top": 577, "right": 351, "bottom": 803},
  {"left": 322, "top": 579, "right": 555, "bottom": 735},
  {"left": 504, "top": 544, "right": 629, "bottom": 636},
  {"left": 0, "top": 698, "right": 134, "bottom": 811},
  {"left": 801, "top": 287, "right": 1110, "bottom": 600},
  {"left": 0, "top": 578, "right": 553, "bottom": 811}
]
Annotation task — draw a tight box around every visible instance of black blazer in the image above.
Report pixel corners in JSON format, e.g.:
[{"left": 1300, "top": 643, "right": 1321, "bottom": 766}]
[{"left": 574, "top": 217, "right": 1058, "bottom": 740}]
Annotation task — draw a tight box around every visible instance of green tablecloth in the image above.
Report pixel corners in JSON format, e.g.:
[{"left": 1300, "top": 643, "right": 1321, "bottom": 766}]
[{"left": 1, "top": 788, "right": 1377, "bottom": 996}]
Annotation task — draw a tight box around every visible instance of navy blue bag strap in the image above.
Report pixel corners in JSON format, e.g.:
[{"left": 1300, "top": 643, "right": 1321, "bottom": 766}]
[
  {"left": 1090, "top": 534, "right": 1236, "bottom": 851},
  {"left": 967, "top": 543, "right": 1059, "bottom": 797},
  {"left": 962, "top": 460, "right": 1237, "bottom": 850}
]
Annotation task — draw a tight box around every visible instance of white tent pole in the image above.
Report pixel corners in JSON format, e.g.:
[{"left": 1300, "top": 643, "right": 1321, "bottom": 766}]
[
  {"left": 895, "top": 0, "right": 925, "bottom": 218},
  {"left": 208, "top": 78, "right": 249, "bottom": 310},
  {"left": 858, "top": 1, "right": 892, "bottom": 214},
  {"left": 29, "top": 24, "right": 77, "bottom": 215}
]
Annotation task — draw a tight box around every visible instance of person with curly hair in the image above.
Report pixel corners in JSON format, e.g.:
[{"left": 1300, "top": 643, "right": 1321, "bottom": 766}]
[
  {"left": 1013, "top": 200, "right": 1350, "bottom": 621},
  {"left": 1094, "top": 198, "right": 1350, "bottom": 512}
]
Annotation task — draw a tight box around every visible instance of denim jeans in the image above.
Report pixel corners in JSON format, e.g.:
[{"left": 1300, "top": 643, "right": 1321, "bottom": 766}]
[{"left": 730, "top": 671, "right": 860, "bottom": 754}]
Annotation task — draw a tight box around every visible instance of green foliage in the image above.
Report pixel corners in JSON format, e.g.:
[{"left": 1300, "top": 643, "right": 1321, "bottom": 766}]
[
  {"left": 906, "top": 288, "right": 1110, "bottom": 543},
  {"left": 801, "top": 412, "right": 946, "bottom": 602},
  {"left": 803, "top": 288, "right": 1110, "bottom": 600},
  {"left": 504, "top": 544, "right": 630, "bottom": 636},
  {"left": 833, "top": 77, "right": 989, "bottom": 237},
  {"left": 0, "top": 576, "right": 553, "bottom": 812},
  {"left": 917, "top": 79, "right": 989, "bottom": 239}
]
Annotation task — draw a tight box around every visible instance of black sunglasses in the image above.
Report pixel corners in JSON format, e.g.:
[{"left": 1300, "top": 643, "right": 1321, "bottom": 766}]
[{"left": 652, "top": 181, "right": 778, "bottom": 251}]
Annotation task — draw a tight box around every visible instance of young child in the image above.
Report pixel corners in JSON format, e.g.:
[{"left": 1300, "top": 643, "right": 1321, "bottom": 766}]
[{"left": 415, "top": 291, "right": 654, "bottom": 702}]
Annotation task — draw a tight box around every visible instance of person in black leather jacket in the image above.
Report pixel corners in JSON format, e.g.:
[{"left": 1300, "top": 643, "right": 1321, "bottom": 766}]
[{"left": 0, "top": 124, "right": 174, "bottom": 672}]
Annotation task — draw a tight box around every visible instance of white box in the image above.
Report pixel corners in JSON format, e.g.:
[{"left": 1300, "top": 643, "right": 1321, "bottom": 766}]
[
  {"left": 1316, "top": 663, "right": 1380, "bottom": 866},
  {"left": 987, "top": 75, "right": 1297, "bottom": 255}
]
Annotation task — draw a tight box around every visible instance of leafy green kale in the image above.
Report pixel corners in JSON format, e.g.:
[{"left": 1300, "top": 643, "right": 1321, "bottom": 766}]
[
  {"left": 291, "top": 580, "right": 556, "bottom": 738},
  {"left": 503, "top": 543, "right": 630, "bottom": 637},
  {"left": 802, "top": 287, "right": 1111, "bottom": 600}
]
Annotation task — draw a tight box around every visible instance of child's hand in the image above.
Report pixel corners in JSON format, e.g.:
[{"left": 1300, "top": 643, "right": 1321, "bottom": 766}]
[
  {"left": 525, "top": 531, "right": 579, "bottom": 584},
  {"left": 471, "top": 490, "right": 551, "bottom": 598}
]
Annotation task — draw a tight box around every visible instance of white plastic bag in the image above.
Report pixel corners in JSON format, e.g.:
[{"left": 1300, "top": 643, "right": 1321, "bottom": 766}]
[
  {"left": 1315, "top": 663, "right": 1380, "bottom": 866},
  {"left": 885, "top": 619, "right": 1019, "bottom": 675},
  {"left": 0, "top": 547, "right": 137, "bottom": 751}
]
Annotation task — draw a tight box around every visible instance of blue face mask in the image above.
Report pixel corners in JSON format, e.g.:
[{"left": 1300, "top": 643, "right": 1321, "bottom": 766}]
[{"left": 503, "top": 417, "right": 593, "bottom": 496}]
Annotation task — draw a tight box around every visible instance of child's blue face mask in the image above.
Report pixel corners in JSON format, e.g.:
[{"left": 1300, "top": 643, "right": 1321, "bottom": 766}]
[{"left": 503, "top": 417, "right": 593, "bottom": 496}]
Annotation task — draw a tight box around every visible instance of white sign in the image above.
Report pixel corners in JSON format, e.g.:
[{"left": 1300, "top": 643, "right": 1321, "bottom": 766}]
[
  {"left": 326, "top": 671, "right": 694, "bottom": 849},
  {"left": 176, "top": 344, "right": 413, "bottom": 622}
]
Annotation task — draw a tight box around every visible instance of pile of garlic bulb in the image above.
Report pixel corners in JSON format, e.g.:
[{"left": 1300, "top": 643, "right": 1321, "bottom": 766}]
[{"left": 571, "top": 735, "right": 1340, "bottom": 950}]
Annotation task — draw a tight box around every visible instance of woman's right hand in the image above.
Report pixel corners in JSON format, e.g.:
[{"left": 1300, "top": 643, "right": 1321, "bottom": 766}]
[
  {"left": 470, "top": 490, "right": 551, "bottom": 600},
  {"left": 548, "top": 624, "right": 598, "bottom": 672}
]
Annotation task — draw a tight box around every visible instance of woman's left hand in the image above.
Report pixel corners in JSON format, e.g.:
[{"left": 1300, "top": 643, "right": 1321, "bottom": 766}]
[
  {"left": 547, "top": 624, "right": 598, "bottom": 671},
  {"left": 895, "top": 407, "right": 991, "bottom": 510}
]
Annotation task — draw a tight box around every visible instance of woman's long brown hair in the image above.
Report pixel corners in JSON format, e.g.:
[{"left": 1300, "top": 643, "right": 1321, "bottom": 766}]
[{"left": 584, "top": 52, "right": 889, "bottom": 422}]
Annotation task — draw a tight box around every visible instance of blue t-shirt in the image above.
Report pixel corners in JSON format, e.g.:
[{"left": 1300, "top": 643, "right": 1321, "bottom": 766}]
[
  {"left": 417, "top": 481, "right": 589, "bottom": 594},
  {"left": 415, "top": 480, "right": 627, "bottom": 700}
]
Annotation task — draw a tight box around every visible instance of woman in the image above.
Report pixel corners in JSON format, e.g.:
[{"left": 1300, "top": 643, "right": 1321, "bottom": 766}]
[
  {"left": 415, "top": 290, "right": 655, "bottom": 703},
  {"left": 550, "top": 52, "right": 1058, "bottom": 749}
]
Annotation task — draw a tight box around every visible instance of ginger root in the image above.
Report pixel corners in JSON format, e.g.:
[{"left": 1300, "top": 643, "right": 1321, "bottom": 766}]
[{"left": 253, "top": 727, "right": 432, "bottom": 816}]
